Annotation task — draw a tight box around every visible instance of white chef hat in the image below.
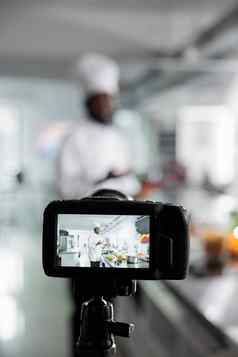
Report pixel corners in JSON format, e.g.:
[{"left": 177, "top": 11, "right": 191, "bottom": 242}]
[{"left": 76, "top": 53, "right": 120, "bottom": 96}]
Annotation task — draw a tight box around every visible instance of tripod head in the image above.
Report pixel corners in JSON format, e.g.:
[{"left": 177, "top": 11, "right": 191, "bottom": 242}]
[{"left": 74, "top": 280, "right": 135, "bottom": 356}]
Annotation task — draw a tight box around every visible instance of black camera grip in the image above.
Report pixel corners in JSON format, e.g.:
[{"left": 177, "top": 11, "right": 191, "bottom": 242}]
[{"left": 157, "top": 204, "right": 189, "bottom": 279}]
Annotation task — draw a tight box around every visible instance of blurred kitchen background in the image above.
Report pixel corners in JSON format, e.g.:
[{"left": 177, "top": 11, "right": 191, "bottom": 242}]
[{"left": 1, "top": 1, "right": 238, "bottom": 356}]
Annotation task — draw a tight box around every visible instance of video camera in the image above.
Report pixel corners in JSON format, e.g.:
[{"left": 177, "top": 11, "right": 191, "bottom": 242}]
[
  {"left": 42, "top": 190, "right": 189, "bottom": 356},
  {"left": 43, "top": 192, "right": 189, "bottom": 280}
]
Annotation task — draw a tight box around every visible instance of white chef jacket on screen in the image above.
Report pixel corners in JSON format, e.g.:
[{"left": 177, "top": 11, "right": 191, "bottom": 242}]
[
  {"left": 58, "top": 118, "right": 141, "bottom": 199},
  {"left": 88, "top": 232, "right": 103, "bottom": 262}
]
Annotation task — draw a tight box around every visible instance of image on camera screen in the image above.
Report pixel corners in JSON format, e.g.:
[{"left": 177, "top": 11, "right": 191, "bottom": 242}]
[{"left": 56, "top": 214, "right": 150, "bottom": 269}]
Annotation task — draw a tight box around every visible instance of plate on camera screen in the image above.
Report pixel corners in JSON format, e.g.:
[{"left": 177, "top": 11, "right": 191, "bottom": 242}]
[{"left": 56, "top": 214, "right": 150, "bottom": 269}]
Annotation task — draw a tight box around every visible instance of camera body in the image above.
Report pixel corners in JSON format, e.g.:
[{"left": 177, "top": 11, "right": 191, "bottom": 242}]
[{"left": 43, "top": 197, "right": 189, "bottom": 280}]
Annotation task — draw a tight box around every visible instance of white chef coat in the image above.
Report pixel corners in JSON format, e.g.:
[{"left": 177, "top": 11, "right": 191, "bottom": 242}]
[
  {"left": 58, "top": 118, "right": 141, "bottom": 199},
  {"left": 88, "top": 232, "right": 103, "bottom": 262}
]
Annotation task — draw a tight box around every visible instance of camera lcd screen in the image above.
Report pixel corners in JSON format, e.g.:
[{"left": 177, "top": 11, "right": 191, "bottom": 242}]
[{"left": 57, "top": 214, "right": 150, "bottom": 269}]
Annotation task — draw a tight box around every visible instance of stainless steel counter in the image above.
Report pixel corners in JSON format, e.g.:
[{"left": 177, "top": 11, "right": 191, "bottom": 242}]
[
  {"left": 118, "top": 279, "right": 238, "bottom": 357},
  {"left": 168, "top": 272, "right": 238, "bottom": 343}
]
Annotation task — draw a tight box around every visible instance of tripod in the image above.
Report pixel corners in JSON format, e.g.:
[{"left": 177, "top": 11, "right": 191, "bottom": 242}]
[
  {"left": 73, "top": 279, "right": 136, "bottom": 357},
  {"left": 73, "top": 189, "right": 136, "bottom": 356}
]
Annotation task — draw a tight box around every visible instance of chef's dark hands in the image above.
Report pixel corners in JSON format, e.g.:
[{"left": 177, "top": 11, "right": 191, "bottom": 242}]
[
  {"left": 106, "top": 170, "right": 132, "bottom": 179},
  {"left": 95, "top": 170, "right": 132, "bottom": 184}
]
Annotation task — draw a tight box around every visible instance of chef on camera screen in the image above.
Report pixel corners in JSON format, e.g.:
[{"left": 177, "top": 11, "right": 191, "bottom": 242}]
[{"left": 57, "top": 214, "right": 150, "bottom": 269}]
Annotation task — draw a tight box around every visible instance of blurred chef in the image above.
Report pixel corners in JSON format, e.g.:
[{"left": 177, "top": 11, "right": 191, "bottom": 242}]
[{"left": 58, "top": 53, "right": 141, "bottom": 199}]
